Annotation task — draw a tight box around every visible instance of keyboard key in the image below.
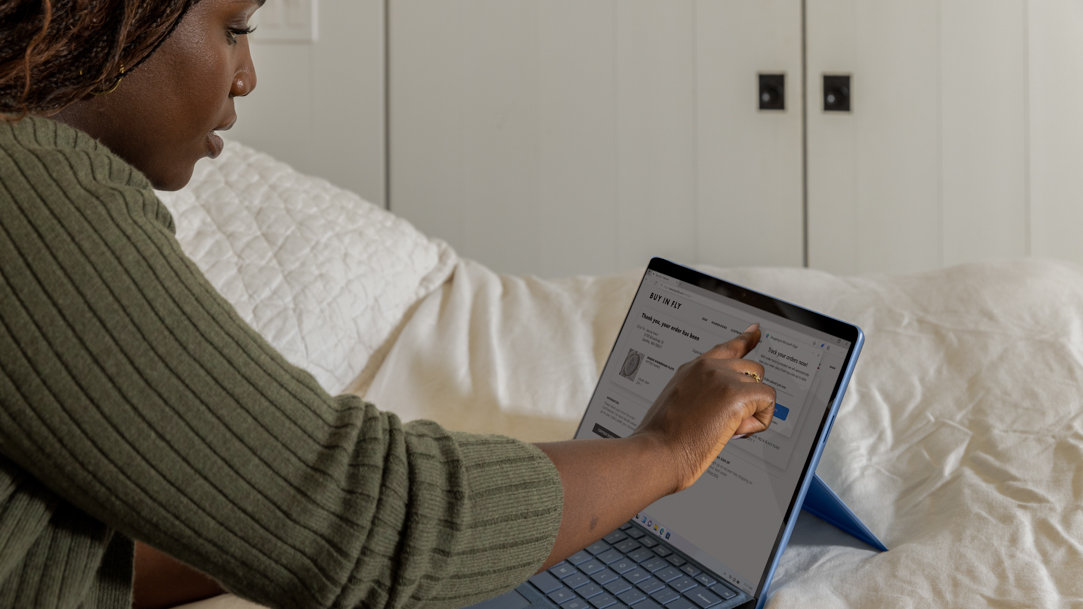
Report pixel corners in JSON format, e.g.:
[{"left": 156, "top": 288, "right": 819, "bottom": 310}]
[
  {"left": 615, "top": 539, "right": 642, "bottom": 554},
  {"left": 655, "top": 566, "right": 682, "bottom": 583},
  {"left": 626, "top": 527, "right": 646, "bottom": 539},
  {"left": 642, "top": 557, "right": 669, "bottom": 573},
  {"left": 551, "top": 563, "right": 578, "bottom": 579},
  {"left": 611, "top": 559, "right": 636, "bottom": 574},
  {"left": 603, "top": 531, "right": 629, "bottom": 545},
  {"left": 531, "top": 572, "right": 563, "bottom": 593},
  {"left": 640, "top": 537, "right": 660, "bottom": 549},
  {"left": 623, "top": 568, "right": 650, "bottom": 585},
  {"left": 650, "top": 587, "right": 680, "bottom": 605},
  {"left": 568, "top": 551, "right": 593, "bottom": 566},
  {"left": 598, "top": 549, "right": 624, "bottom": 565},
  {"left": 519, "top": 584, "right": 546, "bottom": 603},
  {"left": 564, "top": 600, "right": 591, "bottom": 609},
  {"left": 708, "top": 584, "right": 737, "bottom": 601},
  {"left": 591, "top": 569, "right": 619, "bottom": 586},
  {"left": 628, "top": 548, "right": 656, "bottom": 563},
  {"left": 666, "top": 555, "right": 687, "bottom": 568},
  {"left": 651, "top": 545, "right": 672, "bottom": 558},
  {"left": 603, "top": 578, "right": 632, "bottom": 595},
  {"left": 636, "top": 600, "right": 663, "bottom": 609},
  {"left": 565, "top": 573, "right": 590, "bottom": 589},
  {"left": 589, "top": 593, "right": 618, "bottom": 609},
  {"left": 685, "top": 588, "right": 722, "bottom": 608},
  {"left": 693, "top": 574, "right": 716, "bottom": 588},
  {"left": 636, "top": 577, "right": 665, "bottom": 595},
  {"left": 579, "top": 560, "right": 605, "bottom": 575},
  {"left": 617, "top": 588, "right": 648, "bottom": 606},
  {"left": 680, "top": 565, "right": 701, "bottom": 578},
  {"left": 578, "top": 584, "right": 603, "bottom": 599},
  {"left": 587, "top": 541, "right": 611, "bottom": 555},
  {"left": 670, "top": 577, "right": 698, "bottom": 593},
  {"left": 548, "top": 588, "right": 576, "bottom": 604},
  {"left": 666, "top": 598, "right": 695, "bottom": 609},
  {"left": 620, "top": 522, "right": 633, "bottom": 531}
]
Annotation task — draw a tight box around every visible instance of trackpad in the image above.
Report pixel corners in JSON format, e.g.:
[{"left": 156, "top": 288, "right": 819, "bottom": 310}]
[{"left": 469, "top": 589, "right": 532, "bottom": 609}]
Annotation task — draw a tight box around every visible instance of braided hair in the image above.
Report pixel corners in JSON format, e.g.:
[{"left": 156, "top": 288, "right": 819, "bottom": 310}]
[{"left": 0, "top": 0, "right": 200, "bottom": 117}]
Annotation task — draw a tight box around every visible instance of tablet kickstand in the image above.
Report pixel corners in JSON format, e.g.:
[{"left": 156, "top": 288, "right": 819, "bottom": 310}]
[{"left": 801, "top": 474, "right": 888, "bottom": 552}]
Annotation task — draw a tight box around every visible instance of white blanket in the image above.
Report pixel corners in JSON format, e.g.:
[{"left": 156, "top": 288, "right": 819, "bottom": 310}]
[{"left": 164, "top": 143, "right": 1083, "bottom": 609}]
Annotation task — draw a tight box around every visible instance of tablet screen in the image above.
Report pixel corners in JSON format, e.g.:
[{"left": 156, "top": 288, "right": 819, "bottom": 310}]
[{"left": 574, "top": 258, "right": 862, "bottom": 599}]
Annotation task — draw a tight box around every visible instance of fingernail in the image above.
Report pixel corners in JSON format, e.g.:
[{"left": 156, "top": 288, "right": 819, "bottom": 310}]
[{"left": 744, "top": 323, "right": 759, "bottom": 333}]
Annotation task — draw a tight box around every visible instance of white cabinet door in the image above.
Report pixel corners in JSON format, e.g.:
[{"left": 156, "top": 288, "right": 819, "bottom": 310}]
[
  {"left": 389, "top": 0, "right": 803, "bottom": 277},
  {"left": 806, "top": 0, "right": 1028, "bottom": 274},
  {"left": 694, "top": 0, "right": 805, "bottom": 271}
]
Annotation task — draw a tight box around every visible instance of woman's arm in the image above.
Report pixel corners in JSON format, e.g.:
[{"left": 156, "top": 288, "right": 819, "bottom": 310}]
[
  {"left": 128, "top": 327, "right": 772, "bottom": 601},
  {"left": 132, "top": 541, "right": 224, "bottom": 609}
]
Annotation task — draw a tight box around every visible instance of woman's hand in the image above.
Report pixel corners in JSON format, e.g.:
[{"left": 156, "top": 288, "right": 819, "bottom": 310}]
[
  {"left": 633, "top": 324, "right": 777, "bottom": 492},
  {"left": 536, "top": 324, "right": 776, "bottom": 569}
]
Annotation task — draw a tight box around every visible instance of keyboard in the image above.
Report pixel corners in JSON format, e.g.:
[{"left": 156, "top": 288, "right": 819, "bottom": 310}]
[{"left": 523, "top": 522, "right": 743, "bottom": 609}]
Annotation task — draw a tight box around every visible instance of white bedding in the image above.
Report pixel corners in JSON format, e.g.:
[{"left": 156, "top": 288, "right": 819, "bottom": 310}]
[{"left": 161, "top": 143, "right": 1083, "bottom": 609}]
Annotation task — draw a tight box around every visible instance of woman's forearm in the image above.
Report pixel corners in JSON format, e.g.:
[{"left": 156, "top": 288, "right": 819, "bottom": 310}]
[
  {"left": 534, "top": 434, "right": 678, "bottom": 571},
  {"left": 132, "top": 541, "right": 225, "bottom": 609}
]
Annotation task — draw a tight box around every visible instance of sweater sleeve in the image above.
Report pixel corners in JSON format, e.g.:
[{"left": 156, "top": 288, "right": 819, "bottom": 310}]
[{"left": 0, "top": 119, "right": 563, "bottom": 609}]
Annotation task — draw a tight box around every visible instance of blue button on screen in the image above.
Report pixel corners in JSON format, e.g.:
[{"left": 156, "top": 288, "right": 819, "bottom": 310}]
[{"left": 774, "top": 404, "right": 789, "bottom": 421}]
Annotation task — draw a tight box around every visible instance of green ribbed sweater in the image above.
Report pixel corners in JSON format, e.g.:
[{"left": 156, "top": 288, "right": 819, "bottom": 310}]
[{"left": 0, "top": 117, "right": 563, "bottom": 609}]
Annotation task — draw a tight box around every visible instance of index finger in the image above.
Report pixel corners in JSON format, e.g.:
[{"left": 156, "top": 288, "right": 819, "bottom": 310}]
[{"left": 704, "top": 323, "right": 762, "bottom": 360}]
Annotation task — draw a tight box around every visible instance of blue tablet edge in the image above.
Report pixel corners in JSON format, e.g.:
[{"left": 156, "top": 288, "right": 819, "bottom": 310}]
[{"left": 801, "top": 474, "right": 888, "bottom": 552}]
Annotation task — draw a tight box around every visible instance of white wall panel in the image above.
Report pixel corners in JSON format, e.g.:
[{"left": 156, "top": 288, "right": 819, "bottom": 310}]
[
  {"left": 614, "top": 3, "right": 700, "bottom": 269},
  {"left": 391, "top": 0, "right": 623, "bottom": 277},
  {"left": 940, "top": 0, "right": 1027, "bottom": 266},
  {"left": 230, "top": 1, "right": 386, "bottom": 206},
  {"left": 1029, "top": 0, "right": 1083, "bottom": 263}
]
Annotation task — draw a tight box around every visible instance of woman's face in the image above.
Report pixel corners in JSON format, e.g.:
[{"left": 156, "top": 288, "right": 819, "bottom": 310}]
[{"left": 54, "top": 0, "right": 261, "bottom": 191}]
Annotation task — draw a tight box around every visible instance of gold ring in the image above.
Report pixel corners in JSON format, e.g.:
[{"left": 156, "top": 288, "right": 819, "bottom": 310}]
[{"left": 743, "top": 370, "right": 763, "bottom": 383}]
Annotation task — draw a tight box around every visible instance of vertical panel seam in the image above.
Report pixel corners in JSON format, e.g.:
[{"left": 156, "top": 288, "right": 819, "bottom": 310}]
[
  {"left": 801, "top": 0, "right": 809, "bottom": 268},
  {"left": 692, "top": 0, "right": 701, "bottom": 266},
  {"left": 937, "top": 3, "right": 944, "bottom": 268},
  {"left": 383, "top": 0, "right": 392, "bottom": 212},
  {"left": 612, "top": 0, "right": 621, "bottom": 271},
  {"left": 1023, "top": 0, "right": 1032, "bottom": 257}
]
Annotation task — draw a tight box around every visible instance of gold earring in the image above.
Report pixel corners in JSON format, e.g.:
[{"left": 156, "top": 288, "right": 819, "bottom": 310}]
[{"left": 94, "top": 66, "right": 125, "bottom": 96}]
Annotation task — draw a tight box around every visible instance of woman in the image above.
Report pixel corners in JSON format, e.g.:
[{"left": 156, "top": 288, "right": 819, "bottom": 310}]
[{"left": 0, "top": 2, "right": 776, "bottom": 609}]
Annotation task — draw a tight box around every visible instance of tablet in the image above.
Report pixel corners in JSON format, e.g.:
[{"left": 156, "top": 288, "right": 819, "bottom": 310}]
[{"left": 475, "top": 257, "right": 865, "bottom": 609}]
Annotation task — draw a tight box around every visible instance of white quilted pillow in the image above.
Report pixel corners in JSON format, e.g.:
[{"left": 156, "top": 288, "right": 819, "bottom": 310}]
[{"left": 157, "top": 141, "right": 457, "bottom": 393}]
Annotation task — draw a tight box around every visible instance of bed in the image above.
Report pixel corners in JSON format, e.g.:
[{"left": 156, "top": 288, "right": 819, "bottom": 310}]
[{"left": 159, "top": 142, "right": 1083, "bottom": 609}]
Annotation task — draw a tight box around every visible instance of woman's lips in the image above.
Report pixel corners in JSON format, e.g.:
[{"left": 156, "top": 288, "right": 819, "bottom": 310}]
[{"left": 207, "top": 132, "right": 224, "bottom": 159}]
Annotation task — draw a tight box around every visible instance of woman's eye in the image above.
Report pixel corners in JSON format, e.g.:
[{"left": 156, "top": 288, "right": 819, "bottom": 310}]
[{"left": 226, "top": 25, "right": 256, "bottom": 44}]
